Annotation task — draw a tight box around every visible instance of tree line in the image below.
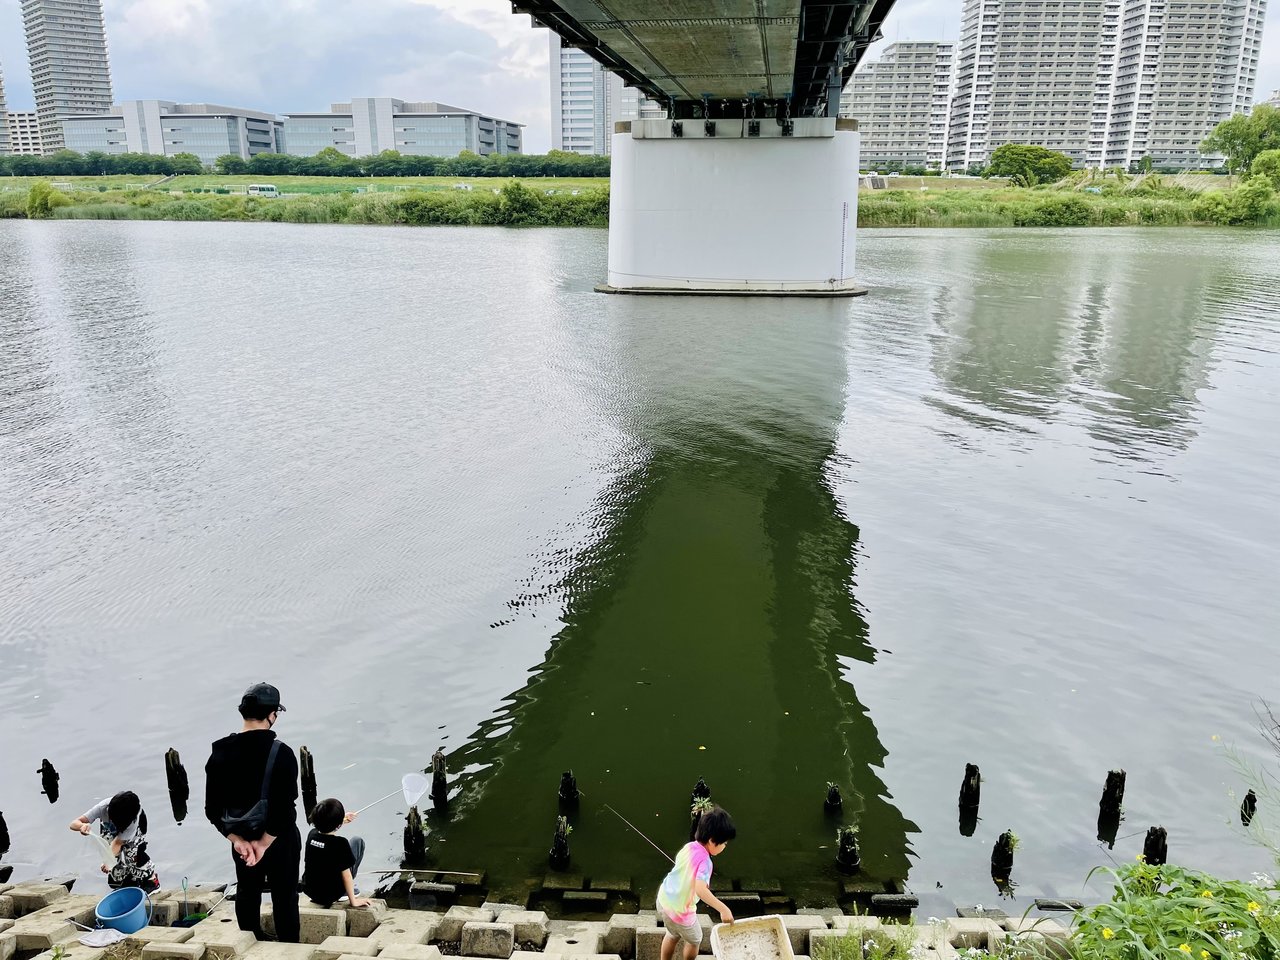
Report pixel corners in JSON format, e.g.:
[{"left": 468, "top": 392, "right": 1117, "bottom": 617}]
[{"left": 0, "top": 147, "right": 611, "bottom": 179}]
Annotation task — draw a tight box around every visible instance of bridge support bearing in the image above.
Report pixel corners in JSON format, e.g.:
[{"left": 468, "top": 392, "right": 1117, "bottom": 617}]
[{"left": 602, "top": 118, "right": 863, "bottom": 296}]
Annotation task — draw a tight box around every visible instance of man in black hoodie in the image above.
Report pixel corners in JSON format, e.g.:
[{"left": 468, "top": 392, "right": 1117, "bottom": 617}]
[{"left": 205, "top": 683, "right": 301, "bottom": 943}]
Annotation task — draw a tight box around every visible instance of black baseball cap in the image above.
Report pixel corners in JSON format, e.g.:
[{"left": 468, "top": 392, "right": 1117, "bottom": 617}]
[{"left": 240, "top": 682, "right": 286, "bottom": 713}]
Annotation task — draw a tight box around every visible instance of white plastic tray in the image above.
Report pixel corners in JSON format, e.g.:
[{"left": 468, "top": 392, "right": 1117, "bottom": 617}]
[{"left": 710, "top": 915, "right": 794, "bottom": 960}]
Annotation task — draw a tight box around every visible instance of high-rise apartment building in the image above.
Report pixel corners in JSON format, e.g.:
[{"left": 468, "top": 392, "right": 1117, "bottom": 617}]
[
  {"left": 1263, "top": 90, "right": 1280, "bottom": 109},
  {"left": 0, "top": 64, "right": 9, "bottom": 155},
  {"left": 946, "top": 0, "right": 1267, "bottom": 172},
  {"left": 21, "top": 0, "right": 114, "bottom": 153},
  {"left": 840, "top": 42, "right": 955, "bottom": 170},
  {"left": 549, "top": 35, "right": 664, "bottom": 155}
]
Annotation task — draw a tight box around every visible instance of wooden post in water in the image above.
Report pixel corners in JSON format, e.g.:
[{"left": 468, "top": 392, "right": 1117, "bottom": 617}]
[
  {"left": 1142, "top": 826, "right": 1167, "bottom": 866},
  {"left": 549, "top": 815, "right": 571, "bottom": 871},
  {"left": 38, "top": 759, "right": 59, "bottom": 804},
  {"left": 959, "top": 764, "right": 980, "bottom": 837},
  {"left": 403, "top": 806, "right": 426, "bottom": 863},
  {"left": 164, "top": 748, "right": 189, "bottom": 824},
  {"left": 691, "top": 777, "right": 711, "bottom": 805},
  {"left": 1241, "top": 790, "right": 1258, "bottom": 826},
  {"left": 1097, "top": 769, "right": 1125, "bottom": 848},
  {"left": 825, "top": 782, "right": 843, "bottom": 815},
  {"left": 300, "top": 747, "right": 317, "bottom": 824},
  {"left": 430, "top": 748, "right": 448, "bottom": 813},
  {"left": 558, "top": 770, "right": 579, "bottom": 807},
  {"left": 836, "top": 825, "right": 861, "bottom": 873},
  {"left": 0, "top": 809, "right": 10, "bottom": 857},
  {"left": 990, "top": 831, "right": 1015, "bottom": 884}
]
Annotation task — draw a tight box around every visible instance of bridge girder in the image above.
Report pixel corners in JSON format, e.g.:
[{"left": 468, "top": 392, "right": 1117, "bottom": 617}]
[{"left": 518, "top": 0, "right": 896, "bottom": 118}]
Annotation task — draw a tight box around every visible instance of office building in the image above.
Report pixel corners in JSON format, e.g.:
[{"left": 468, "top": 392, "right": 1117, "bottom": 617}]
[
  {"left": 281, "top": 99, "right": 521, "bottom": 157},
  {"left": 946, "top": 0, "right": 1267, "bottom": 172},
  {"left": 840, "top": 42, "right": 955, "bottom": 170},
  {"left": 61, "top": 101, "right": 283, "bottom": 165},
  {"left": 7, "top": 111, "right": 44, "bottom": 154},
  {"left": 0, "top": 64, "right": 9, "bottom": 155},
  {"left": 549, "top": 35, "right": 664, "bottom": 155},
  {"left": 21, "top": 0, "right": 114, "bottom": 153}
]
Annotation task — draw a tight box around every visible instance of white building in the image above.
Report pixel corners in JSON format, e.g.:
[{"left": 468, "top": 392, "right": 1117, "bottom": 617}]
[
  {"left": 21, "top": 0, "right": 114, "bottom": 153},
  {"left": 947, "top": 0, "right": 1268, "bottom": 172},
  {"left": 840, "top": 42, "right": 955, "bottom": 170},
  {"left": 7, "top": 111, "right": 43, "bottom": 155},
  {"left": 1259, "top": 89, "right": 1280, "bottom": 109},
  {"left": 61, "top": 101, "right": 283, "bottom": 165},
  {"left": 282, "top": 99, "right": 522, "bottom": 157},
  {"left": 549, "top": 35, "right": 664, "bottom": 155},
  {"left": 0, "top": 63, "right": 9, "bottom": 155}
]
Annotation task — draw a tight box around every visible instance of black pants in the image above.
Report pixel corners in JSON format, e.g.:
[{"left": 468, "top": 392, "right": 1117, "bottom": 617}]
[{"left": 233, "top": 828, "right": 300, "bottom": 942}]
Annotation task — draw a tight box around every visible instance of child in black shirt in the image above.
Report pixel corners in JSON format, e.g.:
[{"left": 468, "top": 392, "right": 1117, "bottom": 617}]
[{"left": 302, "top": 799, "right": 369, "bottom": 908}]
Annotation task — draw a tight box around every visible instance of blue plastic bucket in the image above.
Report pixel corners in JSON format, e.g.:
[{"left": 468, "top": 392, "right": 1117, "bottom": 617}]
[{"left": 95, "top": 887, "right": 151, "bottom": 934}]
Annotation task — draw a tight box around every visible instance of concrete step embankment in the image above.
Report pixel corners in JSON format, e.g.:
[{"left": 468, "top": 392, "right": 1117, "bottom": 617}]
[{"left": 0, "top": 879, "right": 1073, "bottom": 960}]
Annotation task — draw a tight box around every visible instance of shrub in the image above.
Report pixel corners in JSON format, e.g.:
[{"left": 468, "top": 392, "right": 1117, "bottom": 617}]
[
  {"left": 1013, "top": 194, "right": 1092, "bottom": 226},
  {"left": 26, "top": 181, "right": 71, "bottom": 219},
  {"left": 1075, "top": 861, "right": 1280, "bottom": 960}
]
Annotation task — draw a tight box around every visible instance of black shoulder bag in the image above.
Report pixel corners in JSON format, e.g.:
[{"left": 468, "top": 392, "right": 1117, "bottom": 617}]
[{"left": 220, "top": 740, "right": 282, "bottom": 840}]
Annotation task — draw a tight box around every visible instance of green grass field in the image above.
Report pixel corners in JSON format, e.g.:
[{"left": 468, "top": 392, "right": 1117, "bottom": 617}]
[{"left": 1, "top": 174, "right": 610, "bottom": 195}]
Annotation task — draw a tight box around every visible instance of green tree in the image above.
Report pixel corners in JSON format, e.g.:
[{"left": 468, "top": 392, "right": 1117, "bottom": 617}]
[
  {"left": 170, "top": 152, "right": 204, "bottom": 175},
  {"left": 498, "top": 180, "right": 543, "bottom": 224},
  {"left": 215, "top": 154, "right": 248, "bottom": 175},
  {"left": 1201, "top": 105, "right": 1280, "bottom": 174},
  {"left": 986, "top": 144, "right": 1074, "bottom": 186},
  {"left": 1249, "top": 148, "right": 1280, "bottom": 190}
]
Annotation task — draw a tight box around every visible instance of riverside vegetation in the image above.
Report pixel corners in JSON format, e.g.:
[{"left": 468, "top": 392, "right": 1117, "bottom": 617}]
[{"left": 4, "top": 166, "right": 1279, "bottom": 228}]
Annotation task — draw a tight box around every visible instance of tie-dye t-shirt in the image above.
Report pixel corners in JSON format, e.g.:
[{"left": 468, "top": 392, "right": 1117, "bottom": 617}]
[{"left": 656, "top": 842, "right": 713, "bottom": 924}]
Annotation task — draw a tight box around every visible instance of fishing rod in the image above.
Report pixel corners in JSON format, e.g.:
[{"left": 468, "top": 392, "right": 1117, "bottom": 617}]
[{"left": 603, "top": 803, "right": 674, "bottom": 865}]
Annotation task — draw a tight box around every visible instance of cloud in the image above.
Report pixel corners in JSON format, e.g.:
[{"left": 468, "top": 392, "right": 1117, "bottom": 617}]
[{"left": 0, "top": 0, "right": 1276, "bottom": 155}]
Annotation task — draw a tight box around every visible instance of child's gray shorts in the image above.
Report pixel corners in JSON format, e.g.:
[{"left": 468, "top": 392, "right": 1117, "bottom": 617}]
[{"left": 660, "top": 908, "right": 703, "bottom": 948}]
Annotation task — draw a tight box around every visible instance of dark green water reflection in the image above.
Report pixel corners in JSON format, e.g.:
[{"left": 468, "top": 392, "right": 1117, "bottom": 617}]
[{"left": 432, "top": 306, "right": 916, "bottom": 899}]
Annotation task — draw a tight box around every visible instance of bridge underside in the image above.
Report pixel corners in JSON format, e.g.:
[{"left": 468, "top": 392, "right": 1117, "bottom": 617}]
[{"left": 519, "top": 0, "right": 896, "bottom": 118}]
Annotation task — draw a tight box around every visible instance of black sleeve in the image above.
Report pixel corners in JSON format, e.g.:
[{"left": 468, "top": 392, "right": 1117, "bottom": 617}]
[
  {"left": 205, "top": 745, "right": 227, "bottom": 835},
  {"left": 336, "top": 838, "right": 355, "bottom": 872},
  {"left": 266, "top": 745, "right": 299, "bottom": 838}
]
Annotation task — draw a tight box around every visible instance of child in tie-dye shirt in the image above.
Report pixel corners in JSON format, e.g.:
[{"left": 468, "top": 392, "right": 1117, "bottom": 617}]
[{"left": 656, "top": 806, "right": 737, "bottom": 960}]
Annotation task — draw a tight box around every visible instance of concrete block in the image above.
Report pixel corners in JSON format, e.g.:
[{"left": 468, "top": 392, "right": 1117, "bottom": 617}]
[
  {"left": 829, "top": 917, "right": 881, "bottom": 933},
  {"left": 262, "top": 906, "right": 346, "bottom": 944},
  {"left": 512, "top": 953, "right": 561, "bottom": 960},
  {"left": 28, "top": 940, "right": 104, "bottom": 960},
  {"left": 869, "top": 895, "right": 918, "bottom": 915},
  {"left": 0, "top": 921, "right": 10, "bottom": 935},
  {"left": 562, "top": 891, "right": 608, "bottom": 909},
  {"left": 545, "top": 921, "right": 607, "bottom": 957},
  {"left": 187, "top": 914, "right": 260, "bottom": 960},
  {"left": 369, "top": 911, "right": 441, "bottom": 948},
  {"left": 541, "top": 874, "right": 585, "bottom": 893},
  {"left": 126, "top": 927, "right": 197, "bottom": 945},
  {"left": 502, "top": 911, "right": 549, "bottom": 947},
  {"left": 339, "top": 900, "right": 387, "bottom": 939},
  {"left": 437, "top": 907, "right": 495, "bottom": 943},
  {"left": 6, "top": 884, "right": 70, "bottom": 917},
  {"left": 1001, "top": 918, "right": 1069, "bottom": 941},
  {"left": 142, "top": 943, "right": 209, "bottom": 960},
  {"left": 1003, "top": 931, "right": 1070, "bottom": 959},
  {"left": 957, "top": 907, "right": 1007, "bottom": 921},
  {"left": 635, "top": 927, "right": 666, "bottom": 960},
  {"left": 944, "top": 919, "right": 1003, "bottom": 951},
  {"left": 602, "top": 913, "right": 657, "bottom": 956},
  {"left": 809, "top": 928, "right": 858, "bottom": 957},
  {"left": 314, "top": 936, "right": 380, "bottom": 960},
  {"left": 378, "top": 946, "right": 443, "bottom": 960},
  {"left": 0, "top": 932, "right": 16, "bottom": 960},
  {"left": 42, "top": 876, "right": 79, "bottom": 892},
  {"left": 11, "top": 895, "right": 99, "bottom": 950},
  {"left": 162, "top": 889, "right": 227, "bottom": 918},
  {"left": 461, "top": 921, "right": 515, "bottom": 959},
  {"left": 0, "top": 896, "right": 13, "bottom": 921},
  {"left": 587, "top": 878, "right": 633, "bottom": 894},
  {"left": 480, "top": 903, "right": 524, "bottom": 917},
  {"left": 243, "top": 944, "right": 318, "bottom": 960},
  {"left": 151, "top": 900, "right": 182, "bottom": 926},
  {"left": 409, "top": 884, "right": 456, "bottom": 910},
  {"left": 780, "top": 916, "right": 829, "bottom": 955}
]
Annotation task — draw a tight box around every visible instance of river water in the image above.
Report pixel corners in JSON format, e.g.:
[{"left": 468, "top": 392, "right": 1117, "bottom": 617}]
[{"left": 1, "top": 221, "right": 1278, "bottom": 914}]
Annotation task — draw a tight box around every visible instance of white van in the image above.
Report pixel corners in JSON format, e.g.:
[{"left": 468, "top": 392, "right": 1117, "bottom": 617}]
[{"left": 247, "top": 184, "right": 279, "bottom": 198}]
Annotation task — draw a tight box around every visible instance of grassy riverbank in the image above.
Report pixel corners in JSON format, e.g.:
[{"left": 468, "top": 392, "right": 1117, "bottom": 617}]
[{"left": 2, "top": 173, "right": 1276, "bottom": 228}]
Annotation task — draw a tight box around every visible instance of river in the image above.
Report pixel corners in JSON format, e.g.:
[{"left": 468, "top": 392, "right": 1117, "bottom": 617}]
[{"left": 1, "top": 220, "right": 1278, "bottom": 915}]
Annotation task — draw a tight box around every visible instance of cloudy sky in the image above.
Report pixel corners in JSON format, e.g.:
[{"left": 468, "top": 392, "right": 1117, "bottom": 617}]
[{"left": 1, "top": 0, "right": 1277, "bottom": 153}]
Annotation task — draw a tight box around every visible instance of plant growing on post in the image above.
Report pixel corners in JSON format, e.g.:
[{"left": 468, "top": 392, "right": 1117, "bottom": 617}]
[
  {"left": 689, "top": 795, "right": 713, "bottom": 840},
  {"left": 836, "top": 824, "right": 861, "bottom": 873}
]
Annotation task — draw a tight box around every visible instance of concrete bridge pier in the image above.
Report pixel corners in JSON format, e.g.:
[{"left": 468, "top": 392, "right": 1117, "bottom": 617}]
[{"left": 601, "top": 117, "right": 863, "bottom": 296}]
